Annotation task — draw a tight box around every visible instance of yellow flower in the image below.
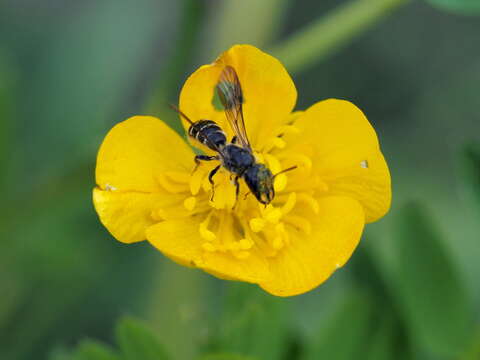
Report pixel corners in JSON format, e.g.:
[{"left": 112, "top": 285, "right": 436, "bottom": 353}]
[{"left": 93, "top": 45, "right": 391, "bottom": 297}]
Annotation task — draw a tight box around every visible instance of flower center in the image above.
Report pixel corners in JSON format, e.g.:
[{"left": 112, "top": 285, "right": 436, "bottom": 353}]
[{"left": 152, "top": 124, "right": 328, "bottom": 260}]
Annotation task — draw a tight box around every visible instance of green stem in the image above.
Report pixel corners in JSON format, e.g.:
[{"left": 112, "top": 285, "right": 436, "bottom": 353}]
[
  {"left": 270, "top": 0, "right": 409, "bottom": 74},
  {"left": 204, "top": 0, "right": 291, "bottom": 61}
]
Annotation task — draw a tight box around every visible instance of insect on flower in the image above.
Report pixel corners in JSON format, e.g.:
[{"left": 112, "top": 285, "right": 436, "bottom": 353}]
[
  {"left": 93, "top": 45, "right": 392, "bottom": 296},
  {"left": 170, "top": 66, "right": 296, "bottom": 205}
]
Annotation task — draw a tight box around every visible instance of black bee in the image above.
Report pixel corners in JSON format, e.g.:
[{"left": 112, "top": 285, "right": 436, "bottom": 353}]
[{"left": 171, "top": 66, "right": 295, "bottom": 205}]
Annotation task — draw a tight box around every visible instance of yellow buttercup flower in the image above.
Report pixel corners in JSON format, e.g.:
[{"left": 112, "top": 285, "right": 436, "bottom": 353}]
[{"left": 93, "top": 45, "right": 391, "bottom": 296}]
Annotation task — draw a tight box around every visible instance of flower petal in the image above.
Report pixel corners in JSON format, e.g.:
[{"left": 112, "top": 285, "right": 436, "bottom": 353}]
[
  {"left": 179, "top": 45, "right": 297, "bottom": 150},
  {"left": 289, "top": 99, "right": 391, "bottom": 223},
  {"left": 260, "top": 196, "right": 365, "bottom": 297},
  {"left": 95, "top": 116, "right": 193, "bottom": 192},
  {"left": 93, "top": 188, "right": 183, "bottom": 243},
  {"left": 146, "top": 217, "right": 271, "bottom": 283}
]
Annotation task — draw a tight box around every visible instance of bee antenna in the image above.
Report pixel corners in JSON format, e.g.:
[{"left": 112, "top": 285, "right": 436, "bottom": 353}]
[
  {"left": 169, "top": 103, "right": 193, "bottom": 125},
  {"left": 273, "top": 165, "right": 297, "bottom": 178}
]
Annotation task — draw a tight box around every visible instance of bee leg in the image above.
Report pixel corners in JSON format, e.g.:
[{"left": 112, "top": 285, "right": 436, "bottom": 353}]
[
  {"left": 231, "top": 135, "right": 238, "bottom": 144},
  {"left": 208, "top": 165, "right": 221, "bottom": 201},
  {"left": 193, "top": 155, "right": 219, "bottom": 173},
  {"left": 232, "top": 176, "right": 240, "bottom": 209},
  {"left": 243, "top": 191, "right": 250, "bottom": 200}
]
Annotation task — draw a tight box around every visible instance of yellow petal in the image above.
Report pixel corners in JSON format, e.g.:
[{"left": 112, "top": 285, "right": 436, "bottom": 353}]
[
  {"left": 96, "top": 116, "right": 193, "bottom": 192},
  {"left": 146, "top": 217, "right": 271, "bottom": 283},
  {"left": 289, "top": 99, "right": 391, "bottom": 223},
  {"left": 93, "top": 188, "right": 183, "bottom": 244},
  {"left": 179, "top": 45, "right": 297, "bottom": 150},
  {"left": 260, "top": 196, "right": 365, "bottom": 297}
]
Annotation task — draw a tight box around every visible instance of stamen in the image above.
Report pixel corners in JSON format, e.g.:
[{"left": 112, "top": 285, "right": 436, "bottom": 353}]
[
  {"left": 264, "top": 208, "right": 283, "bottom": 224},
  {"left": 239, "top": 238, "right": 254, "bottom": 250},
  {"left": 183, "top": 196, "right": 196, "bottom": 211},
  {"left": 202, "top": 242, "right": 217, "bottom": 252},
  {"left": 190, "top": 168, "right": 206, "bottom": 195},
  {"left": 250, "top": 218, "right": 266, "bottom": 232},
  {"left": 272, "top": 137, "right": 286, "bottom": 149},
  {"left": 199, "top": 212, "right": 216, "bottom": 242},
  {"left": 284, "top": 215, "right": 312, "bottom": 235},
  {"left": 150, "top": 210, "right": 164, "bottom": 222},
  {"left": 234, "top": 251, "right": 250, "bottom": 259},
  {"left": 157, "top": 173, "right": 187, "bottom": 193},
  {"left": 165, "top": 171, "right": 190, "bottom": 184},
  {"left": 264, "top": 154, "right": 281, "bottom": 174},
  {"left": 297, "top": 193, "right": 320, "bottom": 214},
  {"left": 277, "top": 153, "right": 312, "bottom": 172},
  {"left": 264, "top": 154, "right": 288, "bottom": 192},
  {"left": 276, "top": 124, "right": 301, "bottom": 136},
  {"left": 281, "top": 192, "right": 297, "bottom": 215},
  {"left": 272, "top": 236, "right": 283, "bottom": 250}
]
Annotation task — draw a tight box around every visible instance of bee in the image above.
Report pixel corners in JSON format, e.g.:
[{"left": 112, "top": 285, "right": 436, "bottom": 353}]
[{"left": 171, "top": 66, "right": 295, "bottom": 205}]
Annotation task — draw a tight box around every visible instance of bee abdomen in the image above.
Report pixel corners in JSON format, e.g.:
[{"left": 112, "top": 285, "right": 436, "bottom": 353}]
[{"left": 188, "top": 120, "right": 226, "bottom": 151}]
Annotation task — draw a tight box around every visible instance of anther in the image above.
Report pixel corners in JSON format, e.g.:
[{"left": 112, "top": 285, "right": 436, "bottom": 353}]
[
  {"left": 199, "top": 214, "right": 216, "bottom": 242},
  {"left": 264, "top": 208, "right": 282, "bottom": 224},
  {"left": 183, "top": 196, "right": 196, "bottom": 211},
  {"left": 157, "top": 173, "right": 187, "bottom": 193},
  {"left": 250, "top": 218, "right": 265, "bottom": 232},
  {"left": 282, "top": 192, "right": 297, "bottom": 215},
  {"left": 297, "top": 193, "right": 320, "bottom": 214},
  {"left": 202, "top": 242, "right": 217, "bottom": 252}
]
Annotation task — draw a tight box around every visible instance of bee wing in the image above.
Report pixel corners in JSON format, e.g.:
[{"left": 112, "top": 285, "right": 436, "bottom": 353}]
[{"left": 216, "top": 66, "right": 252, "bottom": 150}]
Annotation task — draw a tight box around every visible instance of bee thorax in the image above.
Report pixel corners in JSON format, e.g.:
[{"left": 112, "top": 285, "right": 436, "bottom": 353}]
[{"left": 221, "top": 144, "right": 255, "bottom": 175}]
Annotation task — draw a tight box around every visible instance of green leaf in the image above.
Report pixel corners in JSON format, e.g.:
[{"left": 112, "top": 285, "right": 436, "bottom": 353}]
[
  {"left": 115, "top": 317, "right": 169, "bottom": 360},
  {"left": 198, "top": 353, "right": 258, "bottom": 360},
  {"left": 459, "top": 326, "right": 480, "bottom": 360},
  {"left": 425, "top": 0, "right": 480, "bottom": 15},
  {"left": 0, "top": 50, "right": 16, "bottom": 197},
  {"left": 303, "top": 292, "right": 373, "bottom": 360},
  {"left": 393, "top": 202, "right": 473, "bottom": 357},
  {"left": 460, "top": 143, "right": 480, "bottom": 214},
  {"left": 216, "top": 283, "right": 290, "bottom": 360},
  {"left": 73, "top": 340, "right": 119, "bottom": 360},
  {"left": 365, "top": 313, "right": 402, "bottom": 360},
  {"left": 49, "top": 348, "right": 73, "bottom": 360}
]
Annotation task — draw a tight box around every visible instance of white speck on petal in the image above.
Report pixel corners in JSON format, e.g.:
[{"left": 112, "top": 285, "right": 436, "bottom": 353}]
[
  {"left": 360, "top": 160, "right": 369, "bottom": 169},
  {"left": 105, "top": 184, "right": 117, "bottom": 191},
  {"left": 335, "top": 263, "right": 341, "bottom": 269}
]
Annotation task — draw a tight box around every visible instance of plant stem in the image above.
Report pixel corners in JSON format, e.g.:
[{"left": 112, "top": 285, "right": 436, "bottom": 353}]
[
  {"left": 270, "top": 0, "right": 409, "bottom": 74},
  {"left": 204, "top": 0, "right": 291, "bottom": 61}
]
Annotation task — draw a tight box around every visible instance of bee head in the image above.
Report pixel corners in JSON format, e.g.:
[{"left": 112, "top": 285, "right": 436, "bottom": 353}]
[{"left": 244, "top": 164, "right": 275, "bottom": 205}]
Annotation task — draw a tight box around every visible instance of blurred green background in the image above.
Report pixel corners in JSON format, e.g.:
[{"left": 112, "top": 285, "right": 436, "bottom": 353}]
[{"left": 1, "top": 0, "right": 479, "bottom": 359}]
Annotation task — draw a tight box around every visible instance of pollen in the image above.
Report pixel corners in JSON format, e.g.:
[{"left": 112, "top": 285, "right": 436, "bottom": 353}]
[{"left": 105, "top": 184, "right": 117, "bottom": 191}]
